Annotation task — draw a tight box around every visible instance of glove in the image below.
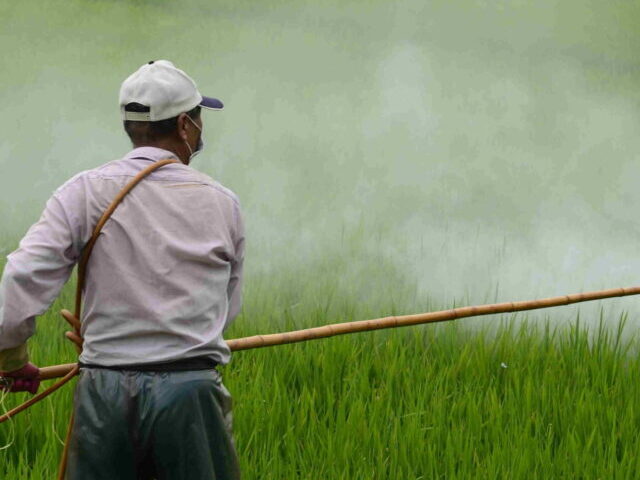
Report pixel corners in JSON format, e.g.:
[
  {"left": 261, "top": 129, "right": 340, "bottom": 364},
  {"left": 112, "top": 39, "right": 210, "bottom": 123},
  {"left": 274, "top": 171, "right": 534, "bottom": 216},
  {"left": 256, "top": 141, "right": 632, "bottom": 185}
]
[{"left": 0, "top": 363, "right": 40, "bottom": 394}]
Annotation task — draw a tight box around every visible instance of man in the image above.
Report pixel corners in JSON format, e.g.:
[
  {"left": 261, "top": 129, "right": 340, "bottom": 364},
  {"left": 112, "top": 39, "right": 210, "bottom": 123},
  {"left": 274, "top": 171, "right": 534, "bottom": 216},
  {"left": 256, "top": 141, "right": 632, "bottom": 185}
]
[{"left": 0, "top": 60, "right": 244, "bottom": 479}]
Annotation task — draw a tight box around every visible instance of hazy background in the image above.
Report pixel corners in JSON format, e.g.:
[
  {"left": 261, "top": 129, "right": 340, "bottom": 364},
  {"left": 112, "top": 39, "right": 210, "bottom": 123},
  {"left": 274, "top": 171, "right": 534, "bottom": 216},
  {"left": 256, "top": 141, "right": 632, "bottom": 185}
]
[{"left": 2, "top": 0, "right": 640, "bottom": 329}]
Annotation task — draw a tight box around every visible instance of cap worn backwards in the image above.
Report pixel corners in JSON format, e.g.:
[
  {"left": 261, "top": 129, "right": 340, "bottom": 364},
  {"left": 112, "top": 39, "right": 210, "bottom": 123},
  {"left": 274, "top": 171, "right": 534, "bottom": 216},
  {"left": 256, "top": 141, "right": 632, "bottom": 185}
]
[{"left": 119, "top": 60, "right": 223, "bottom": 122}]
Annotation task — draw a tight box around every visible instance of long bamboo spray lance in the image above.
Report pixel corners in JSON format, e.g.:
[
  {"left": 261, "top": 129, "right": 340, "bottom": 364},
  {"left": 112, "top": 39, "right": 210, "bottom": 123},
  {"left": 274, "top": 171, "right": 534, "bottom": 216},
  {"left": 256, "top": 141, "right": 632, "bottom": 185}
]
[{"left": 37, "top": 286, "right": 640, "bottom": 381}]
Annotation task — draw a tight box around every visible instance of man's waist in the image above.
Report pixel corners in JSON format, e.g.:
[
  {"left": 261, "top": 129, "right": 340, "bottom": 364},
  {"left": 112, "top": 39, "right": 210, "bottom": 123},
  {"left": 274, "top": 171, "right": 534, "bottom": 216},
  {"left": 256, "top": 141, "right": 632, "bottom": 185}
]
[{"left": 78, "top": 355, "right": 218, "bottom": 372}]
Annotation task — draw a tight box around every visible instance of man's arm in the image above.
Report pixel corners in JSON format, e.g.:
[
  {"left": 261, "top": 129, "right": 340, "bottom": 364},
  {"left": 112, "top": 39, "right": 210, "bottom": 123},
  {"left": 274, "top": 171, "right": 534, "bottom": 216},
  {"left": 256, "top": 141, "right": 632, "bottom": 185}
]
[
  {"left": 224, "top": 201, "right": 245, "bottom": 331},
  {"left": 0, "top": 193, "right": 82, "bottom": 371}
]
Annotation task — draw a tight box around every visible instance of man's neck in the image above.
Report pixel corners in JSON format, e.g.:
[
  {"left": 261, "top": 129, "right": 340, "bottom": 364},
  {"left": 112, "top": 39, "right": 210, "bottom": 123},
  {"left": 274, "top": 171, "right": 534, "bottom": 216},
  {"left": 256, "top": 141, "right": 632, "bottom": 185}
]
[{"left": 132, "top": 141, "right": 188, "bottom": 165}]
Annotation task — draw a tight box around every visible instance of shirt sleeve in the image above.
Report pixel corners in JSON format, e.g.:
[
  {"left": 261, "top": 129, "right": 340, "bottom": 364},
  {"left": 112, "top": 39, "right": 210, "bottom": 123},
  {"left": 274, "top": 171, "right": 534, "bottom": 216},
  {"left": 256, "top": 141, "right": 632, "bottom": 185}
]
[
  {"left": 224, "top": 200, "right": 245, "bottom": 331},
  {"left": 0, "top": 191, "right": 82, "bottom": 370}
]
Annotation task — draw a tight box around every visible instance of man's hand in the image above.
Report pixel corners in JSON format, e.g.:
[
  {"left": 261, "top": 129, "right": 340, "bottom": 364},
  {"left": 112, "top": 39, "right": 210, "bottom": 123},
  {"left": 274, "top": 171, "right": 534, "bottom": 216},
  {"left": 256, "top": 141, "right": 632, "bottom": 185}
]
[{"left": 0, "top": 363, "right": 40, "bottom": 394}]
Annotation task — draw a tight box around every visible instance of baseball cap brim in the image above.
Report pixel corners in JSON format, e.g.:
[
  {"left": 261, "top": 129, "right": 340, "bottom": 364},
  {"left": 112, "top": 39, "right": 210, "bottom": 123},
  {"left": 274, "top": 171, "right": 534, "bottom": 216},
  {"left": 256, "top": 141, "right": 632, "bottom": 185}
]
[{"left": 200, "top": 96, "right": 224, "bottom": 110}]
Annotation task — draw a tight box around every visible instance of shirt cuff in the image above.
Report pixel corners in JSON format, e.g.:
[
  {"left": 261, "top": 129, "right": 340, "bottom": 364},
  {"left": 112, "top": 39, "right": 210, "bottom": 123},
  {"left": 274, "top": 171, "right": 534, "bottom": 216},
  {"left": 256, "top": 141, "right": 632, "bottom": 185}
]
[{"left": 0, "top": 344, "right": 29, "bottom": 372}]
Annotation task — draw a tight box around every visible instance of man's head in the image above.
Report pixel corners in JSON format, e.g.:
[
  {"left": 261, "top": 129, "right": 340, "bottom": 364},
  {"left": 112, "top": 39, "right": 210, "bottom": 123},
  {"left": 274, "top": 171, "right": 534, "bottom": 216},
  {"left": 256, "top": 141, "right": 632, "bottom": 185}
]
[
  {"left": 119, "top": 60, "right": 223, "bottom": 164},
  {"left": 122, "top": 102, "right": 203, "bottom": 163}
]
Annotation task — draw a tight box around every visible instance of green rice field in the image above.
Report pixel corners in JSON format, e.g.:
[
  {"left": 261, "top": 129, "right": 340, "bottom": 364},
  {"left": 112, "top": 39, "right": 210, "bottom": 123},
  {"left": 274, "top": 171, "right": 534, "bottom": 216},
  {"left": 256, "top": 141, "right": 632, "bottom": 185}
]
[{"left": 2, "top": 255, "right": 640, "bottom": 479}]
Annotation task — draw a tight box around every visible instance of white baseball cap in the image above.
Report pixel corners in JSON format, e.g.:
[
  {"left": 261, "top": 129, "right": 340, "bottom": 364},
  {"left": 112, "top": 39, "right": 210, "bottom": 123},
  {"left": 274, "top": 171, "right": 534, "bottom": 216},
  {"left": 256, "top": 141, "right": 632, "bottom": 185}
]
[{"left": 119, "top": 60, "right": 223, "bottom": 121}]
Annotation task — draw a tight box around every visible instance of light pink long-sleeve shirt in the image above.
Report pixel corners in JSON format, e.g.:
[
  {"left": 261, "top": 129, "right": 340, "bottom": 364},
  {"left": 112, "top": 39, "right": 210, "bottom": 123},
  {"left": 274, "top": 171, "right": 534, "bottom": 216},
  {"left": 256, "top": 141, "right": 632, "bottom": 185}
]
[{"left": 0, "top": 147, "right": 244, "bottom": 367}]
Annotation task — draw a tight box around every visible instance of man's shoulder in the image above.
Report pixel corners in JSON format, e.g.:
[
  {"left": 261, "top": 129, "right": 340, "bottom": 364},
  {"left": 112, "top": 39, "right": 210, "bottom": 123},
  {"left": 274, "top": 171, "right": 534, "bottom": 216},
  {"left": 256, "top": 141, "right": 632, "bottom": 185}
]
[
  {"left": 190, "top": 169, "right": 241, "bottom": 207},
  {"left": 52, "top": 159, "right": 124, "bottom": 197},
  {"left": 53, "top": 158, "right": 241, "bottom": 208}
]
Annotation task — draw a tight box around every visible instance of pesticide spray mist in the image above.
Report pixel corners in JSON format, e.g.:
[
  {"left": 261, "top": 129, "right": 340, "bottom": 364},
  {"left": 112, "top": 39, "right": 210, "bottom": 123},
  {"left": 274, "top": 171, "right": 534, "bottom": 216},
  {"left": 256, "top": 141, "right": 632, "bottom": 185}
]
[{"left": 1, "top": 0, "right": 640, "bottom": 333}]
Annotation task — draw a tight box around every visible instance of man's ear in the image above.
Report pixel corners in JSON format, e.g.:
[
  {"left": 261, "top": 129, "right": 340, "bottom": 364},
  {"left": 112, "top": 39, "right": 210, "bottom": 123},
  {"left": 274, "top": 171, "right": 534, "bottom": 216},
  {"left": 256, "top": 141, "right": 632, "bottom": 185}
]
[{"left": 177, "top": 113, "right": 189, "bottom": 141}]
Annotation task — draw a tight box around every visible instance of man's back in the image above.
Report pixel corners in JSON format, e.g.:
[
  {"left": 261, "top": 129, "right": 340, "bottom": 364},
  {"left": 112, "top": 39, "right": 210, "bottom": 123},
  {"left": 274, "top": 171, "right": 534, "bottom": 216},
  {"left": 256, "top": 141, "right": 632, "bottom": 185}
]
[{"left": 3, "top": 146, "right": 244, "bottom": 366}]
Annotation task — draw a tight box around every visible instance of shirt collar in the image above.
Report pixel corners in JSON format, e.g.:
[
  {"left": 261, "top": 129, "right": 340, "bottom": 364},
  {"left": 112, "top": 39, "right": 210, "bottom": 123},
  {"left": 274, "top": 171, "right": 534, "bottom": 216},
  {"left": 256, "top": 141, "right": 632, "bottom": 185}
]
[{"left": 124, "top": 146, "right": 181, "bottom": 163}]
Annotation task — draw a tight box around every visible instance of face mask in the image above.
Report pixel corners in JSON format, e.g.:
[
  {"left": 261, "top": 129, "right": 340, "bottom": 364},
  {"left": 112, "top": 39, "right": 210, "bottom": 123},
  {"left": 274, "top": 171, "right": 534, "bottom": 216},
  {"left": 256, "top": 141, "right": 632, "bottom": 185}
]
[{"left": 184, "top": 115, "right": 205, "bottom": 162}]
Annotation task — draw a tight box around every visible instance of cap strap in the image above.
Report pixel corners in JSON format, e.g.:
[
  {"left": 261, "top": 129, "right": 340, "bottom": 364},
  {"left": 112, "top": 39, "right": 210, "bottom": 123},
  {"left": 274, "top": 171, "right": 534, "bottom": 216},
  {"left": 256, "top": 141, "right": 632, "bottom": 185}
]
[{"left": 123, "top": 111, "right": 152, "bottom": 121}]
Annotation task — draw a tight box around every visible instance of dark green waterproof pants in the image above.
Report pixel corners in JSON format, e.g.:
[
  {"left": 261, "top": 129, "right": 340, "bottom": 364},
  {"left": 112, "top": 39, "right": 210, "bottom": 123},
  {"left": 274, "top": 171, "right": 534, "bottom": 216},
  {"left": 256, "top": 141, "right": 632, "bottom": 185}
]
[{"left": 65, "top": 368, "right": 240, "bottom": 480}]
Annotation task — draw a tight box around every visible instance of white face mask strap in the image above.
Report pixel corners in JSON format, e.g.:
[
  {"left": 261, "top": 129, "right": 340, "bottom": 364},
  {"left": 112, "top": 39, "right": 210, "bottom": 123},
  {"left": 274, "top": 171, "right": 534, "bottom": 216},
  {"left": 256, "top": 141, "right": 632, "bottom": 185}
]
[
  {"left": 183, "top": 113, "right": 204, "bottom": 162},
  {"left": 183, "top": 114, "right": 199, "bottom": 159},
  {"left": 184, "top": 139, "right": 194, "bottom": 157},
  {"left": 186, "top": 114, "right": 202, "bottom": 132}
]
